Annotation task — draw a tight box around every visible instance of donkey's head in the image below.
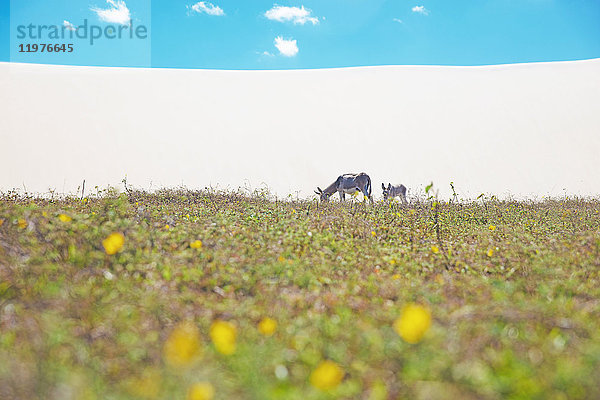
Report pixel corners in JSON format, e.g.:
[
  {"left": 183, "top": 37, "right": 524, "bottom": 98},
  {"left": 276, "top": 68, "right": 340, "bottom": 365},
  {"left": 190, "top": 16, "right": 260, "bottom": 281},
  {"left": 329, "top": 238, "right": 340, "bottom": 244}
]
[
  {"left": 382, "top": 183, "right": 392, "bottom": 200},
  {"left": 314, "top": 187, "right": 331, "bottom": 202}
]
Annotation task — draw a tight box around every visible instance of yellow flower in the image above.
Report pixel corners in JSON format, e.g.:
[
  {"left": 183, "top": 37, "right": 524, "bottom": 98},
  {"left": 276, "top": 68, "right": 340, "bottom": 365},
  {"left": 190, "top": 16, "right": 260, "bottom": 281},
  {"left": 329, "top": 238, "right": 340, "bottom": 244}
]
[
  {"left": 257, "top": 317, "right": 277, "bottom": 336},
  {"left": 163, "top": 321, "right": 202, "bottom": 367},
  {"left": 187, "top": 382, "right": 215, "bottom": 400},
  {"left": 164, "top": 224, "right": 170, "bottom": 229},
  {"left": 431, "top": 245, "right": 439, "bottom": 254},
  {"left": 190, "top": 240, "right": 203, "bottom": 249},
  {"left": 489, "top": 225, "right": 496, "bottom": 231},
  {"left": 58, "top": 214, "right": 72, "bottom": 222},
  {"left": 487, "top": 249, "right": 494, "bottom": 257},
  {"left": 371, "top": 231, "right": 376, "bottom": 237},
  {"left": 210, "top": 320, "right": 236, "bottom": 355},
  {"left": 392, "top": 274, "right": 401, "bottom": 280},
  {"left": 310, "top": 360, "right": 344, "bottom": 391},
  {"left": 0, "top": 218, "right": 4, "bottom": 227},
  {"left": 393, "top": 303, "right": 432, "bottom": 344},
  {"left": 18, "top": 218, "right": 27, "bottom": 229},
  {"left": 42, "top": 211, "right": 48, "bottom": 217},
  {"left": 102, "top": 232, "right": 125, "bottom": 255}
]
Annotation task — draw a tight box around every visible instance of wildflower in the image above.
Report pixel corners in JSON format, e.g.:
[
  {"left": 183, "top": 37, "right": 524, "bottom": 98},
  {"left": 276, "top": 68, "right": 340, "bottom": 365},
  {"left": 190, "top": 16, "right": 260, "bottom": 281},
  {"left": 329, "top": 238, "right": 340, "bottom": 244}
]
[
  {"left": 102, "top": 232, "right": 125, "bottom": 255},
  {"left": 431, "top": 245, "right": 439, "bottom": 254},
  {"left": 371, "top": 231, "right": 376, "bottom": 237},
  {"left": 392, "top": 274, "right": 401, "bottom": 280},
  {"left": 18, "top": 218, "right": 27, "bottom": 229},
  {"left": 310, "top": 360, "right": 344, "bottom": 390},
  {"left": 165, "top": 224, "right": 170, "bottom": 229},
  {"left": 163, "top": 321, "right": 202, "bottom": 367},
  {"left": 393, "top": 303, "right": 432, "bottom": 344},
  {"left": 487, "top": 249, "right": 494, "bottom": 257},
  {"left": 187, "top": 382, "right": 215, "bottom": 400},
  {"left": 0, "top": 219, "right": 4, "bottom": 226},
  {"left": 190, "top": 240, "right": 203, "bottom": 249},
  {"left": 42, "top": 211, "right": 48, "bottom": 217},
  {"left": 257, "top": 317, "right": 277, "bottom": 336},
  {"left": 489, "top": 225, "right": 496, "bottom": 231},
  {"left": 275, "top": 364, "right": 288, "bottom": 380},
  {"left": 58, "top": 214, "right": 72, "bottom": 222},
  {"left": 210, "top": 320, "right": 236, "bottom": 355}
]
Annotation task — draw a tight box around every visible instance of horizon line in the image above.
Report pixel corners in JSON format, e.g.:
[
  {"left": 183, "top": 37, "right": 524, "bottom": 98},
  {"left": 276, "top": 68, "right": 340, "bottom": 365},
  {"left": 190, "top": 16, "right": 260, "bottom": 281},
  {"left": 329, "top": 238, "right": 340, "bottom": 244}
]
[{"left": 2, "top": 57, "right": 600, "bottom": 72}]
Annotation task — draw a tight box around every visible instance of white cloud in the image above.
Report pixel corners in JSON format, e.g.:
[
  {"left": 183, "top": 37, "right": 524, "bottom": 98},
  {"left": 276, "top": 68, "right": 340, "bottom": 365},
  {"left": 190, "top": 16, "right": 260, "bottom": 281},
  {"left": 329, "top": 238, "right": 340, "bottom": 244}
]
[
  {"left": 393, "top": 18, "right": 403, "bottom": 24},
  {"left": 63, "top": 20, "right": 77, "bottom": 31},
  {"left": 412, "top": 5, "right": 429, "bottom": 15},
  {"left": 91, "top": 0, "right": 131, "bottom": 25},
  {"left": 274, "top": 36, "right": 298, "bottom": 57},
  {"left": 190, "top": 1, "right": 225, "bottom": 16},
  {"left": 265, "top": 5, "right": 319, "bottom": 25}
]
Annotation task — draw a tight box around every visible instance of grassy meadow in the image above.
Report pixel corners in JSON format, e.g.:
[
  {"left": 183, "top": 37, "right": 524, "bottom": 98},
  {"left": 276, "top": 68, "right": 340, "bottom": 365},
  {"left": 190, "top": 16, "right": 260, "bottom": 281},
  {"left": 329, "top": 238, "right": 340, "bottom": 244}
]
[{"left": 1, "top": 187, "right": 599, "bottom": 400}]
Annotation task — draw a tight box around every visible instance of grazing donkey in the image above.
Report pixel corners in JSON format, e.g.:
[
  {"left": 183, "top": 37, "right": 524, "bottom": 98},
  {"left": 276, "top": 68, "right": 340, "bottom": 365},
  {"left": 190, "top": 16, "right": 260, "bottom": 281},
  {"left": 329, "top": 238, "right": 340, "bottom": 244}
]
[
  {"left": 382, "top": 183, "right": 408, "bottom": 204},
  {"left": 315, "top": 173, "right": 373, "bottom": 203}
]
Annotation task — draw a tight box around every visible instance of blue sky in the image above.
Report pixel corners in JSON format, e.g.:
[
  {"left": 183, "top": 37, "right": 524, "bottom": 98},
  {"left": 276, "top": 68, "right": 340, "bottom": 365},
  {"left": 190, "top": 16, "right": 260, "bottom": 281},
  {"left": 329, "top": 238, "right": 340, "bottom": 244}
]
[{"left": 1, "top": 0, "right": 599, "bottom": 69}]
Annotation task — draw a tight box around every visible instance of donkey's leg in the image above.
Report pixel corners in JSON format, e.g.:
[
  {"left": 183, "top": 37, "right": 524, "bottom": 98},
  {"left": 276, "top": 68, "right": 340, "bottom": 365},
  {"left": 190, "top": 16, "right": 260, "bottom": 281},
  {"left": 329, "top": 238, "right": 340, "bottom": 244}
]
[
  {"left": 339, "top": 191, "right": 345, "bottom": 201},
  {"left": 361, "top": 183, "right": 371, "bottom": 204},
  {"left": 362, "top": 186, "right": 372, "bottom": 203}
]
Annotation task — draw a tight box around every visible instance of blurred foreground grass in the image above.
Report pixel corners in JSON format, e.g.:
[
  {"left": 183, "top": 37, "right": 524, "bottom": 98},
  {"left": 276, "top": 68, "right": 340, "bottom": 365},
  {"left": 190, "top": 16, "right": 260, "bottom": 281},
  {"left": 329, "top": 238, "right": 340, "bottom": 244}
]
[{"left": 1, "top": 188, "right": 599, "bottom": 399}]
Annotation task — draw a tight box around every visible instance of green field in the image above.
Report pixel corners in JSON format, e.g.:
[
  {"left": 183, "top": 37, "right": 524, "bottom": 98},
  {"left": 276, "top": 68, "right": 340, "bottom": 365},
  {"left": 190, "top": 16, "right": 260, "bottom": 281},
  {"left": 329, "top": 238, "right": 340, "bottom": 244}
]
[{"left": 1, "top": 188, "right": 599, "bottom": 399}]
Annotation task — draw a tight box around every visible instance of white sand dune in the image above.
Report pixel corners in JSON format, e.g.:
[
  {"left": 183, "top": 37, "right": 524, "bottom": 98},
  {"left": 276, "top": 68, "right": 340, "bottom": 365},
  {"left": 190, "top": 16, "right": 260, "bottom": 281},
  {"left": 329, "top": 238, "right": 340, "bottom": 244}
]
[{"left": 1, "top": 59, "right": 599, "bottom": 200}]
